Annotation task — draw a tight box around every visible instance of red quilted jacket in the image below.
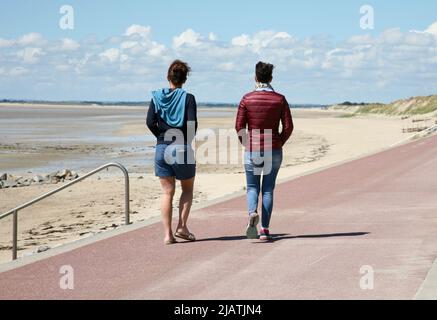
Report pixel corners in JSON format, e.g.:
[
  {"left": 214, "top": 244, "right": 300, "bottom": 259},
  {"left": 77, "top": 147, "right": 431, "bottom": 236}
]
[{"left": 235, "top": 90, "right": 294, "bottom": 151}]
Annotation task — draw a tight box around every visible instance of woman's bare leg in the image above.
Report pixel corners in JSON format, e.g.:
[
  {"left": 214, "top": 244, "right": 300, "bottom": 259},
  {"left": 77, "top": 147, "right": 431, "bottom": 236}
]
[
  {"left": 159, "top": 177, "right": 176, "bottom": 243},
  {"left": 176, "top": 177, "right": 195, "bottom": 235}
]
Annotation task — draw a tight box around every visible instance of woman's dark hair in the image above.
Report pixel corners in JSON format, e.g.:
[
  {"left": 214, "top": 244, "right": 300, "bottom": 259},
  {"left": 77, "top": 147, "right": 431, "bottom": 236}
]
[
  {"left": 255, "top": 61, "right": 274, "bottom": 83},
  {"left": 167, "top": 60, "right": 191, "bottom": 86}
]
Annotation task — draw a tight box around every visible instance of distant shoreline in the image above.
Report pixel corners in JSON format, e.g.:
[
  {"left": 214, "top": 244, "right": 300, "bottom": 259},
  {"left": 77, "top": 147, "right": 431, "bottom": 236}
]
[
  {"left": 0, "top": 100, "right": 328, "bottom": 109},
  {"left": 0, "top": 100, "right": 238, "bottom": 108}
]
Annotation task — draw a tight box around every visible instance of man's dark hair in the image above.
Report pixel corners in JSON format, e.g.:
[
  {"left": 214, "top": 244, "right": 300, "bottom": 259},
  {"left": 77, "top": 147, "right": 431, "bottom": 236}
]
[
  {"left": 255, "top": 61, "right": 274, "bottom": 83},
  {"left": 167, "top": 60, "right": 191, "bottom": 86}
]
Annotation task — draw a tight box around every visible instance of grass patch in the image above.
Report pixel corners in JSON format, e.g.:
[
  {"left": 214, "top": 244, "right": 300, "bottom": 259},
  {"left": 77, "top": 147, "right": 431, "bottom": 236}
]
[
  {"left": 339, "top": 113, "right": 356, "bottom": 118},
  {"left": 353, "top": 95, "right": 437, "bottom": 116}
]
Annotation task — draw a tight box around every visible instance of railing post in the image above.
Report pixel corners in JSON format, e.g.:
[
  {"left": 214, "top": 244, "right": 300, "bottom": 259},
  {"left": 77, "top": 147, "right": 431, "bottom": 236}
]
[
  {"left": 12, "top": 210, "right": 18, "bottom": 260},
  {"left": 124, "top": 170, "right": 130, "bottom": 225}
]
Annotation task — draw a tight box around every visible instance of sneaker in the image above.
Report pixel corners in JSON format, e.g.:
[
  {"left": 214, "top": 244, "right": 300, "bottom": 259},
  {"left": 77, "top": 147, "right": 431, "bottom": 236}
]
[
  {"left": 246, "top": 212, "right": 260, "bottom": 239},
  {"left": 259, "top": 228, "right": 272, "bottom": 241}
]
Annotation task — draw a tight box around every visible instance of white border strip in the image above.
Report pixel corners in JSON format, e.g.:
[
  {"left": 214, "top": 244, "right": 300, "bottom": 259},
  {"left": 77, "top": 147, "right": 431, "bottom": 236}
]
[{"left": 415, "top": 258, "right": 437, "bottom": 300}]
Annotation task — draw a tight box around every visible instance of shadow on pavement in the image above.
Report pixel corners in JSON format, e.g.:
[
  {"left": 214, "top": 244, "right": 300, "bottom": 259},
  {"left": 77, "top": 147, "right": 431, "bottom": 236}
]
[
  {"left": 196, "top": 232, "right": 370, "bottom": 243},
  {"left": 195, "top": 235, "right": 250, "bottom": 242},
  {"left": 269, "top": 231, "right": 370, "bottom": 242}
]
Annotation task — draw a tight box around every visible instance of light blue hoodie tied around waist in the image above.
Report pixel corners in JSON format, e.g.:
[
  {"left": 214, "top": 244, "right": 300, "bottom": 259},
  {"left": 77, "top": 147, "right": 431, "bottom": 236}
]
[{"left": 151, "top": 88, "right": 187, "bottom": 127}]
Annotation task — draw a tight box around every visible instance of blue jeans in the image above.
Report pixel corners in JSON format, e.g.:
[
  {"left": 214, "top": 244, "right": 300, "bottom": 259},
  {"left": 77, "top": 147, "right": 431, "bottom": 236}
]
[{"left": 244, "top": 150, "right": 283, "bottom": 229}]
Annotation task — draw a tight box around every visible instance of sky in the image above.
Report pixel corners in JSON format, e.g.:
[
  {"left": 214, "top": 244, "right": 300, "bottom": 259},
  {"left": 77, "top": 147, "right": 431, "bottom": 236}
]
[{"left": 0, "top": 0, "right": 436, "bottom": 104}]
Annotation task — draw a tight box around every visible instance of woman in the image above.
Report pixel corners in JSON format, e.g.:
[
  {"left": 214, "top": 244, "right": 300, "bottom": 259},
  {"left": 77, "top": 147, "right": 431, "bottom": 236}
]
[
  {"left": 235, "top": 61, "right": 293, "bottom": 241},
  {"left": 146, "top": 60, "right": 198, "bottom": 245}
]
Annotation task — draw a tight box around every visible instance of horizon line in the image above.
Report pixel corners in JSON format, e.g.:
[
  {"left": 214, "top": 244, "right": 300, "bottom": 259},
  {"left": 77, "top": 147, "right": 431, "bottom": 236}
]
[{"left": 0, "top": 98, "right": 331, "bottom": 107}]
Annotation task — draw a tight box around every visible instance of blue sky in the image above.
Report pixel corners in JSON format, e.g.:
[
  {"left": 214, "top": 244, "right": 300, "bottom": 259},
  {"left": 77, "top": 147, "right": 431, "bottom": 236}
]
[
  {"left": 0, "top": 0, "right": 436, "bottom": 103},
  {"left": 1, "top": 0, "right": 435, "bottom": 43}
]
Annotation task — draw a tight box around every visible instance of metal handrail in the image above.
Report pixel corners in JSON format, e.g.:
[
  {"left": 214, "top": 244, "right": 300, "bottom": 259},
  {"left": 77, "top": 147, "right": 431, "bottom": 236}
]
[{"left": 0, "top": 162, "right": 130, "bottom": 261}]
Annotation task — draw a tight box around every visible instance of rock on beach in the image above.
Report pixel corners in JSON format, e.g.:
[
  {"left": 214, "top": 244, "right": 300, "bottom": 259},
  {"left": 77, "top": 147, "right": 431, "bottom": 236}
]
[{"left": 0, "top": 169, "right": 79, "bottom": 189}]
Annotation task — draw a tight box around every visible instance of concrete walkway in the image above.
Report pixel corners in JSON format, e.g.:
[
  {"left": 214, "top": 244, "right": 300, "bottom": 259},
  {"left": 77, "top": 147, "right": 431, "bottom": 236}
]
[{"left": 1, "top": 135, "right": 437, "bottom": 300}]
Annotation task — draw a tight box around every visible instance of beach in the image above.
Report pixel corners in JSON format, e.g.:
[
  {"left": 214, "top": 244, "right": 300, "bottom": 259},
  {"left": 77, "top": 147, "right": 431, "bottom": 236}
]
[{"left": 0, "top": 103, "right": 424, "bottom": 263}]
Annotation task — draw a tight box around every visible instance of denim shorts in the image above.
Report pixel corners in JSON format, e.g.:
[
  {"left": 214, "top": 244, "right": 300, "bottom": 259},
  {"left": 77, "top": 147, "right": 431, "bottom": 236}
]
[{"left": 154, "top": 144, "right": 196, "bottom": 180}]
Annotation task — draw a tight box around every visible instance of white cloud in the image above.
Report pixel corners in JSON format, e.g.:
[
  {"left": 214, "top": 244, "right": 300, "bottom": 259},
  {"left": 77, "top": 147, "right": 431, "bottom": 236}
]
[
  {"left": 0, "top": 38, "right": 15, "bottom": 48},
  {"left": 347, "top": 34, "right": 374, "bottom": 45},
  {"left": 410, "top": 21, "right": 437, "bottom": 37},
  {"left": 120, "top": 25, "right": 167, "bottom": 59},
  {"left": 379, "top": 28, "right": 404, "bottom": 45},
  {"left": 74, "top": 53, "right": 93, "bottom": 74},
  {"left": 273, "top": 32, "right": 292, "bottom": 40},
  {"left": 424, "top": 21, "right": 437, "bottom": 36},
  {"left": 404, "top": 32, "right": 433, "bottom": 46},
  {"left": 1, "top": 25, "right": 436, "bottom": 103},
  {"left": 217, "top": 62, "right": 235, "bottom": 71},
  {"left": 60, "top": 38, "right": 80, "bottom": 51},
  {"left": 232, "top": 34, "right": 250, "bottom": 46},
  {"left": 208, "top": 32, "right": 217, "bottom": 41},
  {"left": 17, "top": 47, "right": 44, "bottom": 64},
  {"left": 0, "top": 33, "right": 45, "bottom": 48},
  {"left": 99, "top": 48, "right": 120, "bottom": 63},
  {"left": 9, "top": 67, "right": 28, "bottom": 76},
  {"left": 148, "top": 44, "right": 166, "bottom": 57},
  {"left": 120, "top": 54, "right": 130, "bottom": 63},
  {"left": 231, "top": 31, "right": 295, "bottom": 53},
  {"left": 55, "top": 64, "right": 71, "bottom": 72},
  {"left": 17, "top": 33, "right": 45, "bottom": 46},
  {"left": 0, "top": 66, "right": 29, "bottom": 76},
  {"left": 120, "top": 41, "right": 138, "bottom": 49},
  {"left": 125, "top": 25, "right": 151, "bottom": 38},
  {"left": 173, "top": 29, "right": 203, "bottom": 48}
]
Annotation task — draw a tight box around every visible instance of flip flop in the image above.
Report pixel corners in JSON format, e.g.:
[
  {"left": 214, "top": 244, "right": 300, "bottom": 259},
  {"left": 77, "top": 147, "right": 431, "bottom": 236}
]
[
  {"left": 174, "top": 232, "right": 196, "bottom": 242},
  {"left": 165, "top": 238, "right": 178, "bottom": 245}
]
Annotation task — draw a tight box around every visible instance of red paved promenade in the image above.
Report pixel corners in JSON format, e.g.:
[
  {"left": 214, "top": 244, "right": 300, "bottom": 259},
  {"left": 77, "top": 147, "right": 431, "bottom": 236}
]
[{"left": 1, "top": 135, "right": 437, "bottom": 299}]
